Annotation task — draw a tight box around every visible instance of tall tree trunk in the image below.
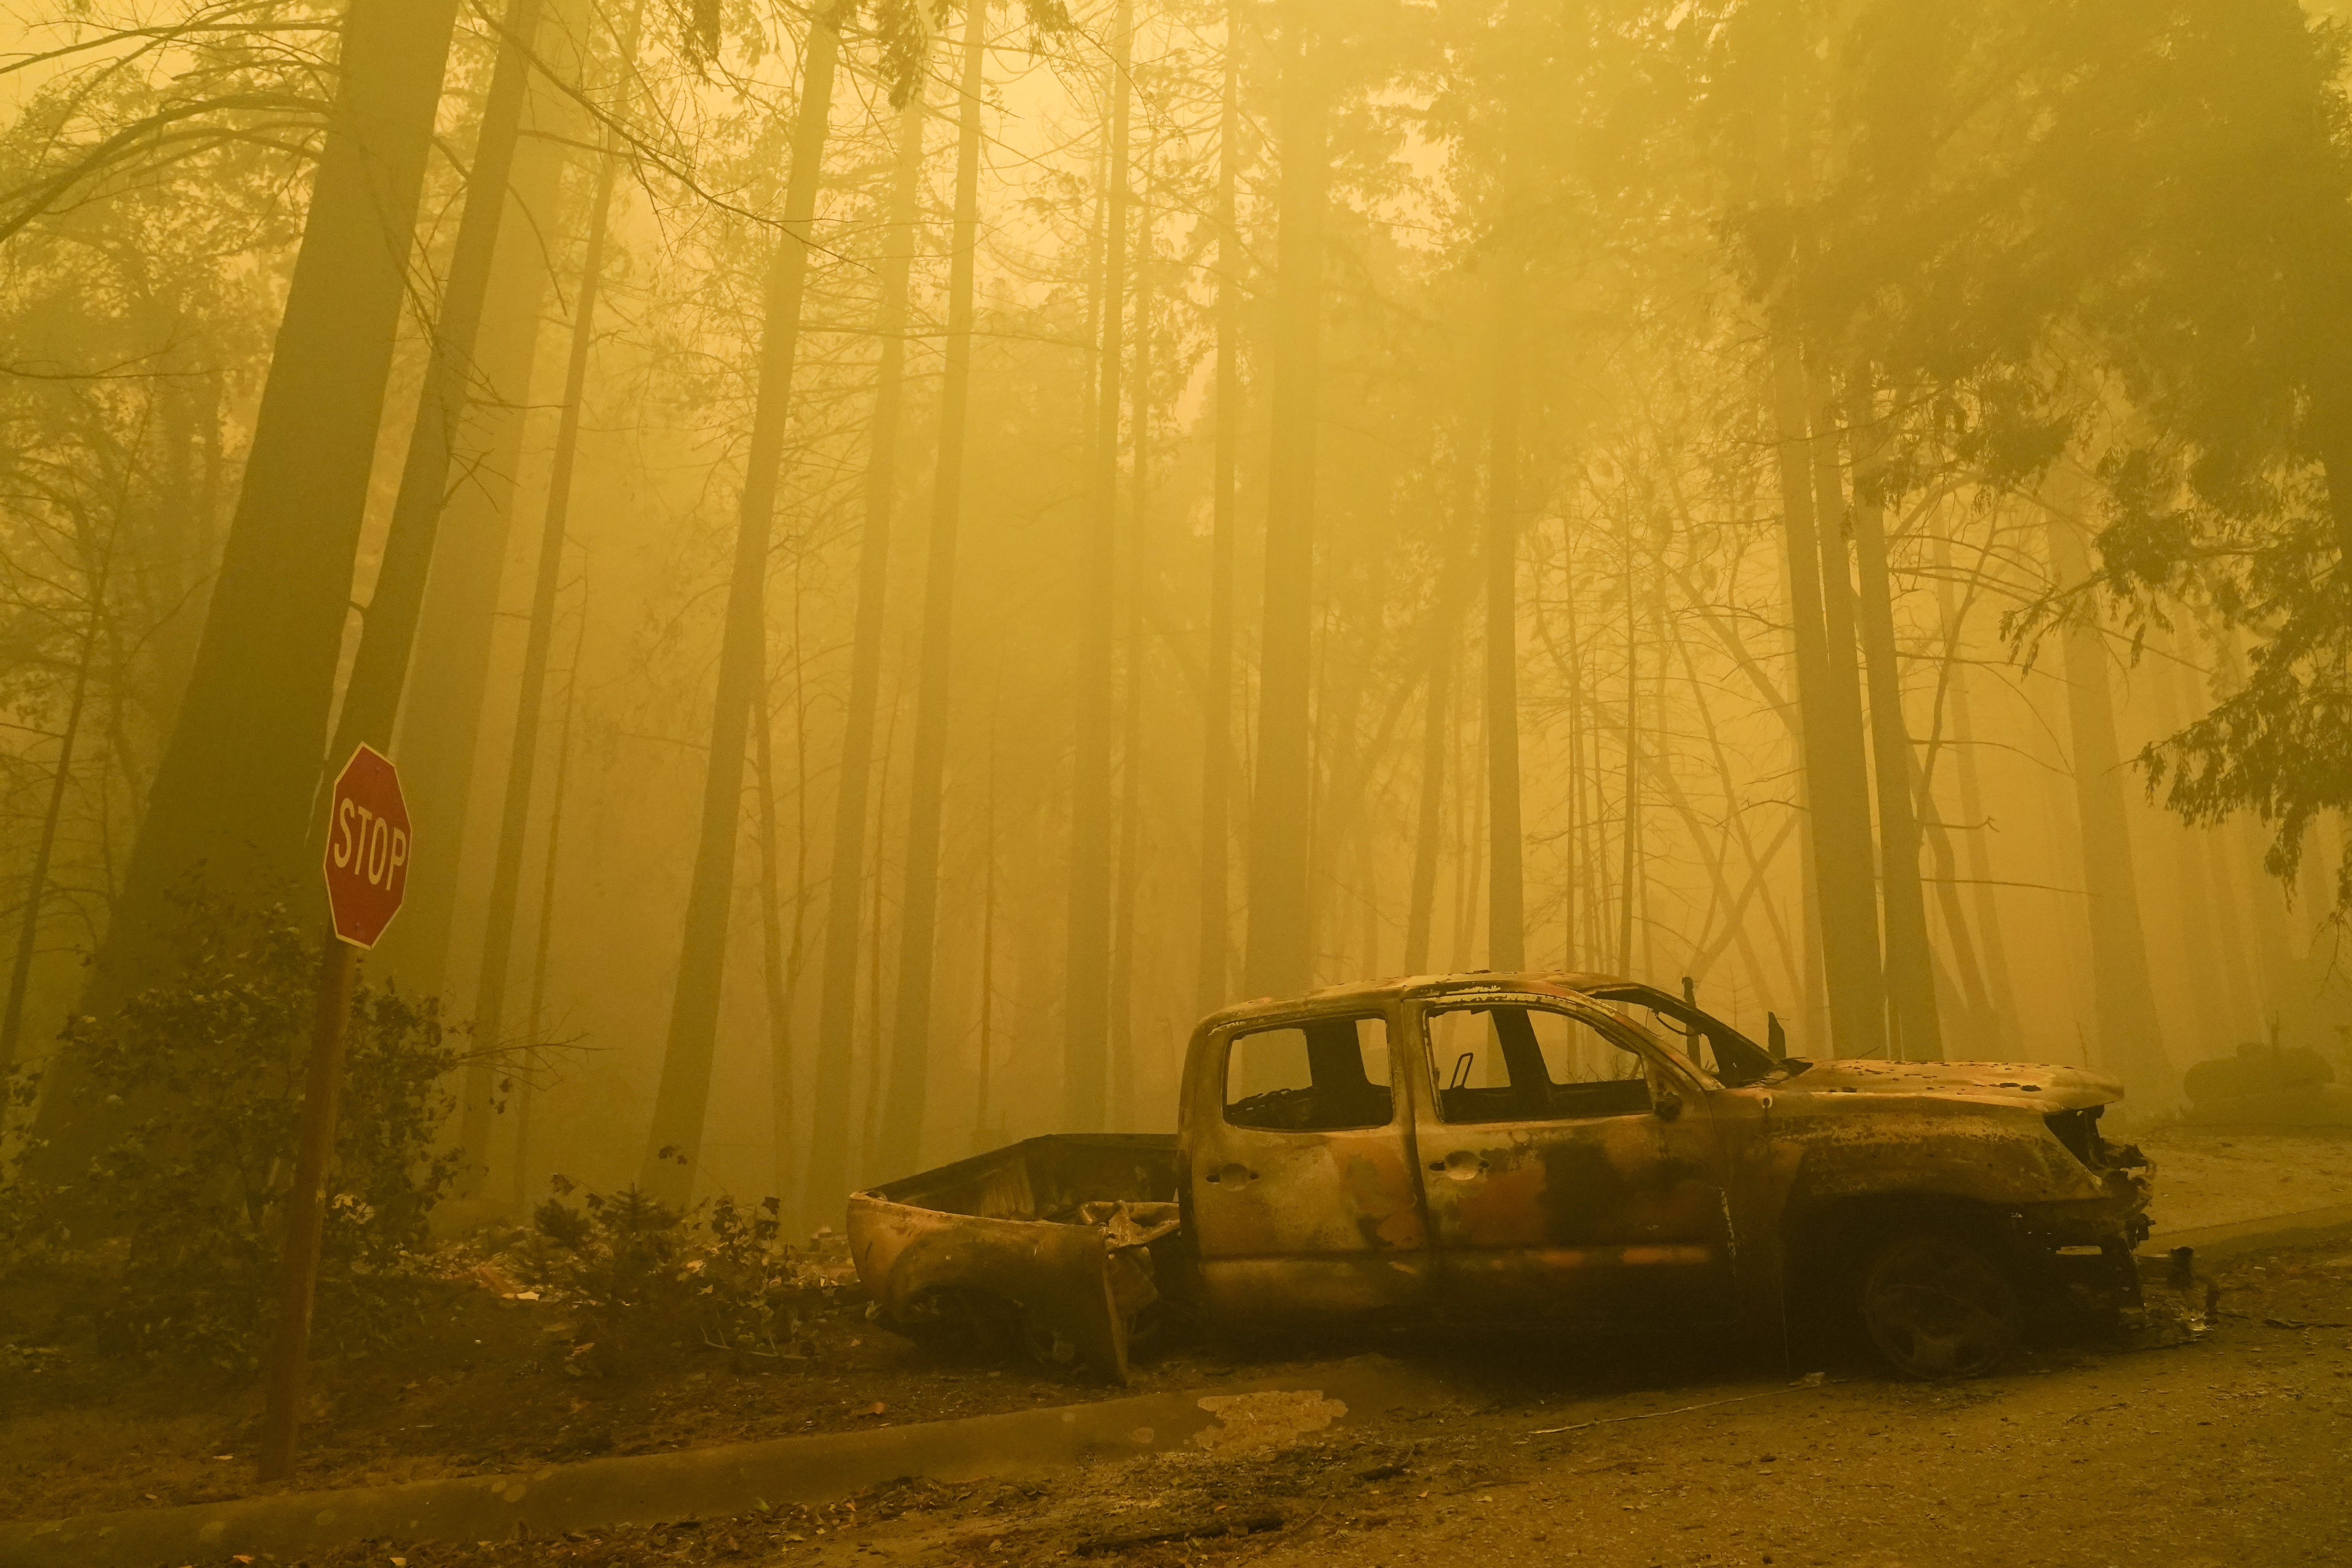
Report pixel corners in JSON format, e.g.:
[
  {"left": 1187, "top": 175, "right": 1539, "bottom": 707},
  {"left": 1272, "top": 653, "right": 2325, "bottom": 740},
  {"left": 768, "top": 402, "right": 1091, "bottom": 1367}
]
[
  {"left": 509, "top": 597, "right": 586, "bottom": 1207},
  {"left": 1484, "top": 260, "right": 1526, "bottom": 971},
  {"left": 2151, "top": 638, "right": 2231, "bottom": 1059},
  {"left": 970, "top": 739, "right": 1001, "bottom": 1153},
  {"left": 1765, "top": 340, "right": 1886, "bottom": 1056},
  {"left": 639, "top": 12, "right": 842, "bottom": 1201},
  {"left": 36, "top": 0, "right": 461, "bottom": 1170},
  {"left": 1, "top": 518, "right": 114, "bottom": 1078},
  {"left": 753, "top": 647, "right": 808, "bottom": 1209},
  {"left": 1406, "top": 447, "right": 1479, "bottom": 973},
  {"left": 1403, "top": 597, "right": 1454, "bottom": 975},
  {"left": 2043, "top": 479, "right": 2176, "bottom": 1107},
  {"left": 1928, "top": 526, "right": 2024, "bottom": 1049},
  {"left": 1616, "top": 537, "right": 1640, "bottom": 972},
  {"left": 379, "top": 0, "right": 597, "bottom": 997},
  {"left": 806, "top": 65, "right": 931, "bottom": 1206},
  {"left": 343, "top": 0, "right": 552, "bottom": 1177},
  {"left": 1843, "top": 388, "right": 1941, "bottom": 1058},
  {"left": 2209, "top": 631, "right": 2300, "bottom": 1008},
  {"left": 1553, "top": 522, "right": 1587, "bottom": 969},
  {"left": 1194, "top": 0, "right": 1241, "bottom": 1017},
  {"left": 1241, "top": 0, "right": 1327, "bottom": 996},
  {"left": 1064, "top": 0, "right": 1135, "bottom": 1130},
  {"left": 323, "top": 0, "right": 546, "bottom": 788},
  {"left": 1108, "top": 167, "right": 1153, "bottom": 1133},
  {"left": 466, "top": 30, "right": 635, "bottom": 1182},
  {"left": 872, "top": 1, "right": 989, "bottom": 1180}
]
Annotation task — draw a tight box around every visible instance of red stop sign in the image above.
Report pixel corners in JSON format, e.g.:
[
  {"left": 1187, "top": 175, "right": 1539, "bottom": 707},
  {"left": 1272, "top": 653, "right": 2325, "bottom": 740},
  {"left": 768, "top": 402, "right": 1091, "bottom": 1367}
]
[{"left": 321, "top": 744, "right": 411, "bottom": 948}]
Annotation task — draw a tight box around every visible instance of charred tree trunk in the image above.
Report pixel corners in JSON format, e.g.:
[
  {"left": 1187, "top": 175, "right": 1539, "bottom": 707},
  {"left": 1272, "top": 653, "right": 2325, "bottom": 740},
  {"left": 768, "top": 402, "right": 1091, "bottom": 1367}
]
[
  {"left": 1064, "top": 0, "right": 1134, "bottom": 1130},
  {"left": 802, "top": 67, "right": 929, "bottom": 1207},
  {"left": 872, "top": 1, "right": 989, "bottom": 1180},
  {"left": 1241, "top": 0, "right": 1327, "bottom": 996},
  {"left": 638, "top": 13, "right": 841, "bottom": 1201}
]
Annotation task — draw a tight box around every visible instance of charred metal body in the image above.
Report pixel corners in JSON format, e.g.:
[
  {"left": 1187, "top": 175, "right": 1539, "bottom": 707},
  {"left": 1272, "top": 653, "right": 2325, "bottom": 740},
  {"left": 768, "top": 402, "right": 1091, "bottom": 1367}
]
[
  {"left": 849, "top": 974, "right": 2154, "bottom": 1380},
  {"left": 848, "top": 1134, "right": 1181, "bottom": 1379}
]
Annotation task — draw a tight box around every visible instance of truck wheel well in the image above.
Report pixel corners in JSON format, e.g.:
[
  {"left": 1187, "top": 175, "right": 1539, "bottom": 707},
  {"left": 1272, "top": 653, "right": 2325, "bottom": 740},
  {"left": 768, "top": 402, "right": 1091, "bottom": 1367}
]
[{"left": 1783, "top": 1194, "right": 2019, "bottom": 1309}]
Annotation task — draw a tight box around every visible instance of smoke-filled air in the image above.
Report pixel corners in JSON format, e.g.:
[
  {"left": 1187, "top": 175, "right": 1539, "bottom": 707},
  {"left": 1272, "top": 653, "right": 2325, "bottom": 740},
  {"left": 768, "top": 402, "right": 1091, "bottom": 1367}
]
[{"left": 5, "top": 2, "right": 2352, "bottom": 1560}]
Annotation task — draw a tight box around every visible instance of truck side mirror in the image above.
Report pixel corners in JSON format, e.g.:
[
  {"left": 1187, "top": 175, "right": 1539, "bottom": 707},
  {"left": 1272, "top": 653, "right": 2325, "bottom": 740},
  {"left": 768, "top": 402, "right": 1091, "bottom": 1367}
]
[{"left": 1655, "top": 1087, "right": 1683, "bottom": 1122}]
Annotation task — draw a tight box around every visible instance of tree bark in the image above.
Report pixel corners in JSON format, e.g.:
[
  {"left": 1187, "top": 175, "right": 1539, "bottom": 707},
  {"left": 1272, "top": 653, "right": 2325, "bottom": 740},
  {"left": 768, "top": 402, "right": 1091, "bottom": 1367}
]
[
  {"left": 1063, "top": 0, "right": 1134, "bottom": 1130},
  {"left": 1241, "top": 0, "right": 1327, "bottom": 997},
  {"left": 807, "top": 54, "right": 932, "bottom": 1206},
  {"left": 637, "top": 13, "right": 842, "bottom": 1202},
  {"left": 872, "top": 0, "right": 988, "bottom": 1180}
]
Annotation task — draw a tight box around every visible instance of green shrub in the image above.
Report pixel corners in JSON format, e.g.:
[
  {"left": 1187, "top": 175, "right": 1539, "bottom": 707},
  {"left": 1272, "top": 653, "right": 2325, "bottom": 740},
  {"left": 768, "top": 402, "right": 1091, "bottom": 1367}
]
[
  {"left": 0, "top": 892, "right": 466, "bottom": 1372},
  {"left": 515, "top": 1178, "right": 836, "bottom": 1372}
]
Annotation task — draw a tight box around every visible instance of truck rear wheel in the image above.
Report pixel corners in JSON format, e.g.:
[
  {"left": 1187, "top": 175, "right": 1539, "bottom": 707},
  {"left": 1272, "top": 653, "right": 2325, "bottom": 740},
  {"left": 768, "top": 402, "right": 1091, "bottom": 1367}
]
[{"left": 1858, "top": 1230, "right": 2021, "bottom": 1379}]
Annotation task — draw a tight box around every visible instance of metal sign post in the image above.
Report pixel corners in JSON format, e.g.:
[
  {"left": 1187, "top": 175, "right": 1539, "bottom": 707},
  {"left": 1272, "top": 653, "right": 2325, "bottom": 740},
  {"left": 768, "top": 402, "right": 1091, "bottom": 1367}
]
[{"left": 258, "top": 744, "right": 410, "bottom": 1483}]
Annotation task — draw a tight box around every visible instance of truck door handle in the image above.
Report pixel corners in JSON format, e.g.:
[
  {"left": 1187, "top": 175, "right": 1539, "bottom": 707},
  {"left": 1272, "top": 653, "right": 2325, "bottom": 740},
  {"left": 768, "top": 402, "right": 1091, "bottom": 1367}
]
[
  {"left": 1209, "top": 1163, "right": 1256, "bottom": 1186},
  {"left": 1430, "top": 1150, "right": 1486, "bottom": 1179}
]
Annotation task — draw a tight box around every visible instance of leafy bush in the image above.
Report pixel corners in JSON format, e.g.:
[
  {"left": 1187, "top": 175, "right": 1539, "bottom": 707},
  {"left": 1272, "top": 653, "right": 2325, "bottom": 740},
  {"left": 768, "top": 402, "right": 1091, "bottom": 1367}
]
[
  {"left": 0, "top": 893, "right": 466, "bottom": 1371},
  {"left": 513, "top": 1178, "right": 838, "bottom": 1373}
]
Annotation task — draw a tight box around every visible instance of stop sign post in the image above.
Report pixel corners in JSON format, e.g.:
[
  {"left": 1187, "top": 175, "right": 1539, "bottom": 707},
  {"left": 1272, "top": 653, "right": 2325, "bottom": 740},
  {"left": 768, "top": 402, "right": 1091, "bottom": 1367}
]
[{"left": 260, "top": 744, "right": 411, "bottom": 1482}]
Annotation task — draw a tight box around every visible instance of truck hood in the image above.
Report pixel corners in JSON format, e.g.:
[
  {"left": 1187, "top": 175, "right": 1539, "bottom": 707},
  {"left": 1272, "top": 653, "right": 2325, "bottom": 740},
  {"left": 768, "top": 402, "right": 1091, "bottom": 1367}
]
[{"left": 1777, "top": 1058, "right": 2125, "bottom": 1113}]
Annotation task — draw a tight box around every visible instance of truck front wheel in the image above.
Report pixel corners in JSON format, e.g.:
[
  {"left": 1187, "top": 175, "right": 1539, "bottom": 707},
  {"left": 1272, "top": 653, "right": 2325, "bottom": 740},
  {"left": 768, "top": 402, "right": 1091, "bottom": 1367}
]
[{"left": 1858, "top": 1230, "right": 2021, "bottom": 1379}]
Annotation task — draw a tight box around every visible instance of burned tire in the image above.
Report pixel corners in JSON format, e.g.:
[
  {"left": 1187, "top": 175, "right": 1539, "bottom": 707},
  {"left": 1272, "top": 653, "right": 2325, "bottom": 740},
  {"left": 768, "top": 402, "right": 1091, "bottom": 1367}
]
[{"left": 1857, "top": 1230, "right": 2021, "bottom": 1380}]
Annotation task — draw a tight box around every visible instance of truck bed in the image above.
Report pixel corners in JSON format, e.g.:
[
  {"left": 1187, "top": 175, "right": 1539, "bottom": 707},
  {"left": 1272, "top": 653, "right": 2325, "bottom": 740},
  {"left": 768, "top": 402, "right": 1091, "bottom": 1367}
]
[{"left": 847, "top": 1134, "right": 1183, "bottom": 1382}]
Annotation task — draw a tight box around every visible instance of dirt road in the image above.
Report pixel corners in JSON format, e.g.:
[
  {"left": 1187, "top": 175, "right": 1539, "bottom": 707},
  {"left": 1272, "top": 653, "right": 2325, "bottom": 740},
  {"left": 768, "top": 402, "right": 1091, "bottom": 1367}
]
[{"left": 254, "top": 1234, "right": 2352, "bottom": 1568}]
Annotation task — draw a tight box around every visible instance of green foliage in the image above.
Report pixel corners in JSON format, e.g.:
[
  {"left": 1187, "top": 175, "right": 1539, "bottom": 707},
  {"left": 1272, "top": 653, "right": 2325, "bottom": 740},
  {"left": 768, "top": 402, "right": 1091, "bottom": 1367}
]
[
  {"left": 515, "top": 1177, "right": 833, "bottom": 1371},
  {"left": 1731, "top": 0, "right": 2352, "bottom": 910},
  {"left": 0, "top": 893, "right": 465, "bottom": 1371}
]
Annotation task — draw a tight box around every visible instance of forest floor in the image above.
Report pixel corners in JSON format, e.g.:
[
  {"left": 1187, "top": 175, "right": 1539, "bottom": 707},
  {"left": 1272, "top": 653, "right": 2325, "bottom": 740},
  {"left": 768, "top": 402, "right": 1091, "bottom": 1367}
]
[{"left": 4, "top": 1126, "right": 2349, "bottom": 1562}]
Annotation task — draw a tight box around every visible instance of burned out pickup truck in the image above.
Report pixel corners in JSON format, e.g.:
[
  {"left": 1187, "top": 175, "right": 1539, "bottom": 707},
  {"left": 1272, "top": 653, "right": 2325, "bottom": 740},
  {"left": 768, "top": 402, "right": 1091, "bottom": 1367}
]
[{"left": 848, "top": 972, "right": 2154, "bottom": 1381}]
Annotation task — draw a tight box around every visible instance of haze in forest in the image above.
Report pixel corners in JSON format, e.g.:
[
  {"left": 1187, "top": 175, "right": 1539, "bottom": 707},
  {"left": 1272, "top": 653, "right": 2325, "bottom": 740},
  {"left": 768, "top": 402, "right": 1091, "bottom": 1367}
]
[{"left": 4, "top": 0, "right": 2350, "bottom": 1224}]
